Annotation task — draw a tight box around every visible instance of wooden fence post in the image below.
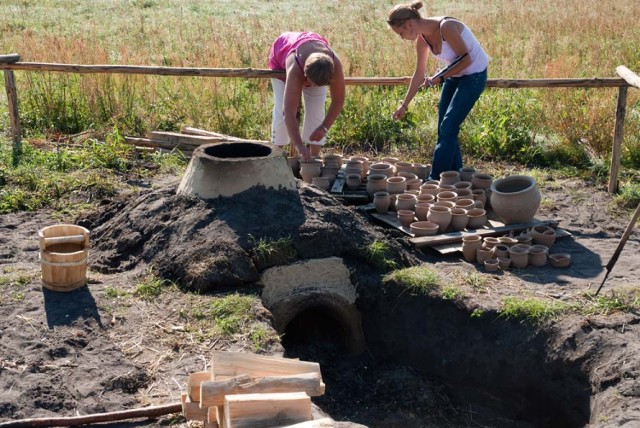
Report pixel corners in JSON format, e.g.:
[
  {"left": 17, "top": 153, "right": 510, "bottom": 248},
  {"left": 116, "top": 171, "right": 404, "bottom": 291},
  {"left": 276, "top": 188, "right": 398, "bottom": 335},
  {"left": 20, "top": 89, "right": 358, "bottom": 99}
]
[
  {"left": 1, "top": 53, "right": 22, "bottom": 162},
  {"left": 608, "top": 85, "right": 628, "bottom": 193}
]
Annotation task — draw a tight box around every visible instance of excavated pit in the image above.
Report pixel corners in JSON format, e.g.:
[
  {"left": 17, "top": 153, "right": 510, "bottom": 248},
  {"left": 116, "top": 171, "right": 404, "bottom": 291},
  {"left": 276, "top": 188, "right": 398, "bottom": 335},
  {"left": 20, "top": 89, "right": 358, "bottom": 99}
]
[{"left": 83, "top": 171, "right": 639, "bottom": 428}]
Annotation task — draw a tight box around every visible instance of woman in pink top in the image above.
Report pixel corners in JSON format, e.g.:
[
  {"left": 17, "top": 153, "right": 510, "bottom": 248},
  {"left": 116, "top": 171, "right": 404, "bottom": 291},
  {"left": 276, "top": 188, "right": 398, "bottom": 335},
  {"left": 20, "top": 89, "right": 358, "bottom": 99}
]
[
  {"left": 268, "top": 32, "right": 345, "bottom": 161},
  {"left": 387, "top": 1, "right": 488, "bottom": 180}
]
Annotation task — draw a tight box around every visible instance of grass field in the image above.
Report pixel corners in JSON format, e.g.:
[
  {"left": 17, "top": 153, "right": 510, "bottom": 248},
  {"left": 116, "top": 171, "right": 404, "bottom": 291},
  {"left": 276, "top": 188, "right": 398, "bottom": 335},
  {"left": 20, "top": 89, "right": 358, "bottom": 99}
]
[{"left": 1, "top": 0, "right": 639, "bottom": 184}]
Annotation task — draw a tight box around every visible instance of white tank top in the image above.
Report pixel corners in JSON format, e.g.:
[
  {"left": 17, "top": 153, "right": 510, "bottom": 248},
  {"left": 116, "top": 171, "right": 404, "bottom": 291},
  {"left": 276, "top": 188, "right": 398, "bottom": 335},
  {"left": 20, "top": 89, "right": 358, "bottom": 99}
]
[{"left": 429, "top": 20, "right": 489, "bottom": 76}]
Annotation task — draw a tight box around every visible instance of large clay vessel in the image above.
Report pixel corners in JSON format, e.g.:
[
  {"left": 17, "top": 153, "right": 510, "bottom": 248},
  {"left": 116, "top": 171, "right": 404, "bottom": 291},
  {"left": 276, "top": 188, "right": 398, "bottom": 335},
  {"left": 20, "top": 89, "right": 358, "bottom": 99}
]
[{"left": 490, "top": 175, "right": 541, "bottom": 225}]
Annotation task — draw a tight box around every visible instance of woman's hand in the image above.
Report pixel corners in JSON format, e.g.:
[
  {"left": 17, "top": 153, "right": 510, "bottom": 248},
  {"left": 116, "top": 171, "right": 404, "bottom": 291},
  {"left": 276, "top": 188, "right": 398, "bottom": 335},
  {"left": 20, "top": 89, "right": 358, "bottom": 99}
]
[
  {"left": 392, "top": 104, "right": 408, "bottom": 121},
  {"left": 296, "top": 143, "right": 311, "bottom": 162},
  {"left": 309, "top": 125, "right": 328, "bottom": 142},
  {"left": 424, "top": 75, "right": 443, "bottom": 87}
]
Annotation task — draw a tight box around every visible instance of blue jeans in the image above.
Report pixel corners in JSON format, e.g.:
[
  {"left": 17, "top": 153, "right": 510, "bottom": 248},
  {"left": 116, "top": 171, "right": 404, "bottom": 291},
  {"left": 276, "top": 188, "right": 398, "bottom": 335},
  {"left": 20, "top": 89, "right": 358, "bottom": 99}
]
[{"left": 429, "top": 69, "right": 487, "bottom": 180}]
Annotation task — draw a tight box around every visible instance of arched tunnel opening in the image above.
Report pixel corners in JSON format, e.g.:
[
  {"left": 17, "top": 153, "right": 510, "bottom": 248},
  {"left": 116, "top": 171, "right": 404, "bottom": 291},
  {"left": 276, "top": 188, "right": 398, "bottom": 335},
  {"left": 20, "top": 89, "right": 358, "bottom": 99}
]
[{"left": 281, "top": 306, "right": 349, "bottom": 357}]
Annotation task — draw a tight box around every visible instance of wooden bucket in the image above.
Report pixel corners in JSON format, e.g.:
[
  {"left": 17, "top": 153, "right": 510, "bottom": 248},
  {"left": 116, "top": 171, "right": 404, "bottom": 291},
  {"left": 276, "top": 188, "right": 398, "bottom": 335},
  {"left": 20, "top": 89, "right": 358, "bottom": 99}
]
[{"left": 38, "top": 224, "right": 90, "bottom": 292}]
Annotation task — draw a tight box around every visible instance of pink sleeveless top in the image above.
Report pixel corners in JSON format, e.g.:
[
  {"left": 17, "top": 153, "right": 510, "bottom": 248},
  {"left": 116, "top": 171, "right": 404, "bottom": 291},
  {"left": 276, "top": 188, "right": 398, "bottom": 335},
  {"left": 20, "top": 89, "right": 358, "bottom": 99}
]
[{"left": 268, "top": 32, "right": 330, "bottom": 71}]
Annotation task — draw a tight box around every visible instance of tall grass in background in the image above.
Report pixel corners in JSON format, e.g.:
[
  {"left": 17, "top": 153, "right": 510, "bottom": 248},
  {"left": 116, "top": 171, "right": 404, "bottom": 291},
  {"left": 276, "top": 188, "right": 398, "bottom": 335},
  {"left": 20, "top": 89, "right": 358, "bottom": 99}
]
[{"left": 0, "top": 0, "right": 639, "bottom": 170}]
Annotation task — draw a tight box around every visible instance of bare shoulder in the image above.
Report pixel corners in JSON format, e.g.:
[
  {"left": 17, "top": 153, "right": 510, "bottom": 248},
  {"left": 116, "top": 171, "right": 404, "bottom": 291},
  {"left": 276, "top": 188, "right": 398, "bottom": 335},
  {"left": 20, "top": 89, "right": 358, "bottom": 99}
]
[{"left": 441, "top": 19, "right": 465, "bottom": 36}]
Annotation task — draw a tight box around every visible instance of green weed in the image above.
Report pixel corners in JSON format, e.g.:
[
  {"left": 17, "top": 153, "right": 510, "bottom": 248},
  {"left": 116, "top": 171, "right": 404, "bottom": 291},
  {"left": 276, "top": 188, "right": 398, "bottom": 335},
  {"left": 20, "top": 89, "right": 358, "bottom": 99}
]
[
  {"left": 210, "top": 293, "right": 256, "bottom": 337},
  {"left": 362, "top": 241, "right": 398, "bottom": 272},
  {"left": 442, "top": 286, "right": 464, "bottom": 301},
  {"left": 582, "top": 290, "right": 640, "bottom": 316},
  {"left": 134, "top": 270, "right": 175, "bottom": 299},
  {"left": 384, "top": 265, "right": 440, "bottom": 295},
  {"left": 249, "top": 235, "right": 297, "bottom": 267},
  {"left": 500, "top": 297, "right": 572, "bottom": 324}
]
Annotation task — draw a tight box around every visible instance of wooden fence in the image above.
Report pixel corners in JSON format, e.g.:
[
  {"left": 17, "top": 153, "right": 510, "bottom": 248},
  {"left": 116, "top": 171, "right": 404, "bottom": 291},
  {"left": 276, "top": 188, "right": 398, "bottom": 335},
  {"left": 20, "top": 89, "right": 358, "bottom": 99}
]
[{"left": 1, "top": 53, "right": 638, "bottom": 193}]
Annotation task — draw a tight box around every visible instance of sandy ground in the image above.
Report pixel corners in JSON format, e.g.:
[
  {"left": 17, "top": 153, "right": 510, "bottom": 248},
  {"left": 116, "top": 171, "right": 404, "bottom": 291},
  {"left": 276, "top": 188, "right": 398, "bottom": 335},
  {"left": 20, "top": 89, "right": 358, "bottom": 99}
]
[{"left": 1, "top": 172, "right": 639, "bottom": 427}]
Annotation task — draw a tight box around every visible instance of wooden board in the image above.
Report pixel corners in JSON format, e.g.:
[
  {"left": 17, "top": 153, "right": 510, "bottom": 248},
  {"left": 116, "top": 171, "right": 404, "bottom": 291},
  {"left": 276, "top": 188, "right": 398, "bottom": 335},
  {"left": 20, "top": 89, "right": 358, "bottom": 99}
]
[
  {"left": 409, "top": 219, "right": 560, "bottom": 248},
  {"left": 224, "top": 392, "right": 311, "bottom": 428},
  {"left": 329, "top": 168, "right": 369, "bottom": 203},
  {"left": 188, "top": 371, "right": 213, "bottom": 402},
  {"left": 210, "top": 351, "right": 321, "bottom": 381}
]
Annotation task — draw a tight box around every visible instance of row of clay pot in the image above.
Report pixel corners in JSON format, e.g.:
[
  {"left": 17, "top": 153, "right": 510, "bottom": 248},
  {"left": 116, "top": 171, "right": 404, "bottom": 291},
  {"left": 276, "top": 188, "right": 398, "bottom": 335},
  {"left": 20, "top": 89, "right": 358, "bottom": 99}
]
[{"left": 461, "top": 230, "right": 569, "bottom": 270}]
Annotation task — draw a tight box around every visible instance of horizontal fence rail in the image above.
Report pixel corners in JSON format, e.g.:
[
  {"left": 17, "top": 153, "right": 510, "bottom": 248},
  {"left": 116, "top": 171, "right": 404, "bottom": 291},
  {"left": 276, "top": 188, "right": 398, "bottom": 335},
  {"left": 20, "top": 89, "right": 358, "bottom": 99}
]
[{"left": 1, "top": 53, "right": 638, "bottom": 192}]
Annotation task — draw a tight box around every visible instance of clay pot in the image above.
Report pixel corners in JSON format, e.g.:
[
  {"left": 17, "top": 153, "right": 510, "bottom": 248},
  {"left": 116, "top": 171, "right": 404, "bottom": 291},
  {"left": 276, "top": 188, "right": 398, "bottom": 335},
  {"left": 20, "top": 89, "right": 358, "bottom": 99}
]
[
  {"left": 369, "top": 162, "right": 394, "bottom": 178},
  {"left": 389, "top": 194, "right": 397, "bottom": 211},
  {"left": 420, "top": 183, "right": 440, "bottom": 197},
  {"left": 373, "top": 191, "right": 390, "bottom": 214},
  {"left": 484, "top": 258, "right": 500, "bottom": 272},
  {"left": 498, "top": 236, "right": 518, "bottom": 247},
  {"left": 476, "top": 247, "right": 493, "bottom": 264},
  {"left": 395, "top": 162, "right": 414, "bottom": 174},
  {"left": 528, "top": 245, "right": 548, "bottom": 267},
  {"left": 386, "top": 176, "right": 407, "bottom": 194},
  {"left": 366, "top": 174, "right": 388, "bottom": 198},
  {"left": 395, "top": 193, "right": 417, "bottom": 211},
  {"left": 497, "top": 257, "right": 511, "bottom": 270},
  {"left": 406, "top": 178, "right": 423, "bottom": 191},
  {"left": 427, "top": 205, "right": 452, "bottom": 233},
  {"left": 466, "top": 208, "right": 487, "bottom": 229},
  {"left": 530, "top": 225, "right": 556, "bottom": 247},
  {"left": 472, "top": 189, "right": 487, "bottom": 208},
  {"left": 380, "top": 157, "right": 400, "bottom": 165},
  {"left": 455, "top": 198, "right": 475, "bottom": 210},
  {"left": 433, "top": 200, "right": 455, "bottom": 209},
  {"left": 397, "top": 210, "right": 416, "bottom": 228},
  {"left": 346, "top": 173, "right": 362, "bottom": 191},
  {"left": 450, "top": 208, "right": 469, "bottom": 231},
  {"left": 454, "top": 181, "right": 472, "bottom": 190},
  {"left": 414, "top": 163, "right": 432, "bottom": 180},
  {"left": 439, "top": 171, "right": 460, "bottom": 186},
  {"left": 492, "top": 244, "right": 510, "bottom": 259},
  {"left": 490, "top": 175, "right": 541, "bottom": 225},
  {"left": 299, "top": 160, "right": 322, "bottom": 183},
  {"left": 417, "top": 194, "right": 436, "bottom": 204},
  {"left": 351, "top": 156, "right": 370, "bottom": 173},
  {"left": 410, "top": 221, "right": 439, "bottom": 237},
  {"left": 459, "top": 166, "right": 476, "bottom": 182},
  {"left": 414, "top": 202, "right": 432, "bottom": 221},
  {"left": 321, "top": 166, "right": 339, "bottom": 182},
  {"left": 516, "top": 233, "right": 533, "bottom": 245},
  {"left": 482, "top": 237, "right": 500, "bottom": 249},
  {"left": 509, "top": 246, "right": 529, "bottom": 269},
  {"left": 455, "top": 188, "right": 473, "bottom": 200},
  {"left": 437, "top": 184, "right": 456, "bottom": 193},
  {"left": 436, "top": 191, "right": 458, "bottom": 204},
  {"left": 462, "top": 234, "right": 482, "bottom": 263},
  {"left": 471, "top": 173, "right": 493, "bottom": 190},
  {"left": 549, "top": 253, "right": 571, "bottom": 268},
  {"left": 311, "top": 176, "right": 330, "bottom": 191}
]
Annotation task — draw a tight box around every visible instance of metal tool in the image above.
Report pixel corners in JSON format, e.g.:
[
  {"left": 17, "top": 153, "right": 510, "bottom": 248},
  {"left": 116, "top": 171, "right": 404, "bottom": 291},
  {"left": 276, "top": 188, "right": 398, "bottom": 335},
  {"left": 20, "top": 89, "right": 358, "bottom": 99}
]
[
  {"left": 594, "top": 201, "right": 640, "bottom": 296},
  {"left": 420, "top": 53, "right": 468, "bottom": 89}
]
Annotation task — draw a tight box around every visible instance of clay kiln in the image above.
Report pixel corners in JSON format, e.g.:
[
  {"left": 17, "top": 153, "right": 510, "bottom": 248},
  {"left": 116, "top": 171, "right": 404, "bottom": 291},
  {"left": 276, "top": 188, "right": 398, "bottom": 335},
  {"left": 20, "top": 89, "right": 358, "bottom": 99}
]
[{"left": 177, "top": 140, "right": 296, "bottom": 199}]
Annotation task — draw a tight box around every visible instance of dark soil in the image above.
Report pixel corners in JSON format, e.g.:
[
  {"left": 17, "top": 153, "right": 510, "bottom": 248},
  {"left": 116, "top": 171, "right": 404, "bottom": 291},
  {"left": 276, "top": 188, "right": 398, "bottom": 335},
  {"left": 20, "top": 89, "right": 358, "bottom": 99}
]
[{"left": 1, "top": 172, "right": 640, "bottom": 427}]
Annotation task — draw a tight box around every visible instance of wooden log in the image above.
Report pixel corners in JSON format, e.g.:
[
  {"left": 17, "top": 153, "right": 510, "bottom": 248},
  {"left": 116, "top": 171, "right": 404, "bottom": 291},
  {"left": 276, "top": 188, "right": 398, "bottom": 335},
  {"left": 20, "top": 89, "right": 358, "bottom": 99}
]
[
  {"left": 224, "top": 392, "right": 311, "bottom": 428},
  {"left": 216, "top": 405, "right": 226, "bottom": 428},
  {"left": 0, "top": 54, "right": 20, "bottom": 64},
  {"left": 0, "top": 403, "right": 182, "bottom": 428},
  {"left": 608, "top": 85, "right": 628, "bottom": 193},
  {"left": 147, "top": 131, "right": 222, "bottom": 146},
  {"left": 616, "top": 65, "right": 640, "bottom": 89},
  {"left": 181, "top": 126, "right": 268, "bottom": 143},
  {"left": 188, "top": 371, "right": 213, "bottom": 402},
  {"left": 181, "top": 392, "right": 209, "bottom": 421},
  {"left": 210, "top": 351, "right": 321, "bottom": 381},
  {"left": 3, "top": 69, "right": 22, "bottom": 155},
  {"left": 200, "top": 372, "right": 325, "bottom": 407},
  {"left": 279, "top": 418, "right": 335, "bottom": 428},
  {"left": 124, "top": 136, "right": 193, "bottom": 152},
  {"left": 208, "top": 406, "right": 220, "bottom": 426},
  {"left": 43, "top": 234, "right": 85, "bottom": 246}
]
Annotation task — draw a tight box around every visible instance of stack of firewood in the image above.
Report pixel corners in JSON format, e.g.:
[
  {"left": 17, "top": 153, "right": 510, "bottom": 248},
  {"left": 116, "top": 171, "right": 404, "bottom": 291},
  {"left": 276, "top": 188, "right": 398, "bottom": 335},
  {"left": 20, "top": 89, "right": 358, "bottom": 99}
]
[
  {"left": 181, "top": 351, "right": 333, "bottom": 428},
  {"left": 125, "top": 127, "right": 267, "bottom": 158}
]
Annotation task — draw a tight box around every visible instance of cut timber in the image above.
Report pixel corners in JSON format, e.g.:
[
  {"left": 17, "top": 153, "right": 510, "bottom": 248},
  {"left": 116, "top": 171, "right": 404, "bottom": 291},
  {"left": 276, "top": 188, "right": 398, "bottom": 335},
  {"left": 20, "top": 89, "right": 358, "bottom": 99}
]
[
  {"left": 181, "top": 393, "right": 210, "bottom": 421},
  {"left": 182, "top": 126, "right": 268, "bottom": 143},
  {"left": 410, "top": 219, "right": 559, "bottom": 248},
  {"left": 211, "top": 351, "right": 321, "bottom": 381},
  {"left": 148, "top": 131, "right": 222, "bottom": 146},
  {"left": 224, "top": 392, "right": 312, "bottom": 428},
  {"left": 200, "top": 372, "right": 325, "bottom": 407},
  {"left": 279, "top": 418, "right": 335, "bottom": 428},
  {"left": 124, "top": 136, "right": 192, "bottom": 153},
  {"left": 188, "top": 371, "right": 213, "bottom": 402}
]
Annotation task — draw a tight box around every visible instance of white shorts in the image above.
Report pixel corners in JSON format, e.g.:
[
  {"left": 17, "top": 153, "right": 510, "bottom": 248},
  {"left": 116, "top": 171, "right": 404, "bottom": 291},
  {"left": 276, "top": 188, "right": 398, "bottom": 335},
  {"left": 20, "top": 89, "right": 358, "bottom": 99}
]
[{"left": 271, "top": 78, "right": 327, "bottom": 147}]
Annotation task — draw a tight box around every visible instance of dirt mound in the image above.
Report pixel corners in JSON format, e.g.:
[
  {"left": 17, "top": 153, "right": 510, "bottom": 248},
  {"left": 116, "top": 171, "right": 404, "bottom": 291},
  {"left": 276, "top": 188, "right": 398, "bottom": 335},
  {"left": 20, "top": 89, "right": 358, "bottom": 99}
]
[{"left": 83, "top": 179, "right": 419, "bottom": 292}]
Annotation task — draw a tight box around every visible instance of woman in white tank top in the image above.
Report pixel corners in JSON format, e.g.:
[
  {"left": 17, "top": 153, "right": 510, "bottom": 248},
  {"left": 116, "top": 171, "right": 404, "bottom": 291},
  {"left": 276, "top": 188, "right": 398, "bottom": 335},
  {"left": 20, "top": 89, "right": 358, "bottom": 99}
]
[{"left": 387, "top": 1, "right": 489, "bottom": 180}]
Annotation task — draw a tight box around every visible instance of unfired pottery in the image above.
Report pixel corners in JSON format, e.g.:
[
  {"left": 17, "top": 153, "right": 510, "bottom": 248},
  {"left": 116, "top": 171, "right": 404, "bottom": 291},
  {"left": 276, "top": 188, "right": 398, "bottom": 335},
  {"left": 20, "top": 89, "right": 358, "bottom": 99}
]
[{"left": 490, "top": 175, "right": 541, "bottom": 225}]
